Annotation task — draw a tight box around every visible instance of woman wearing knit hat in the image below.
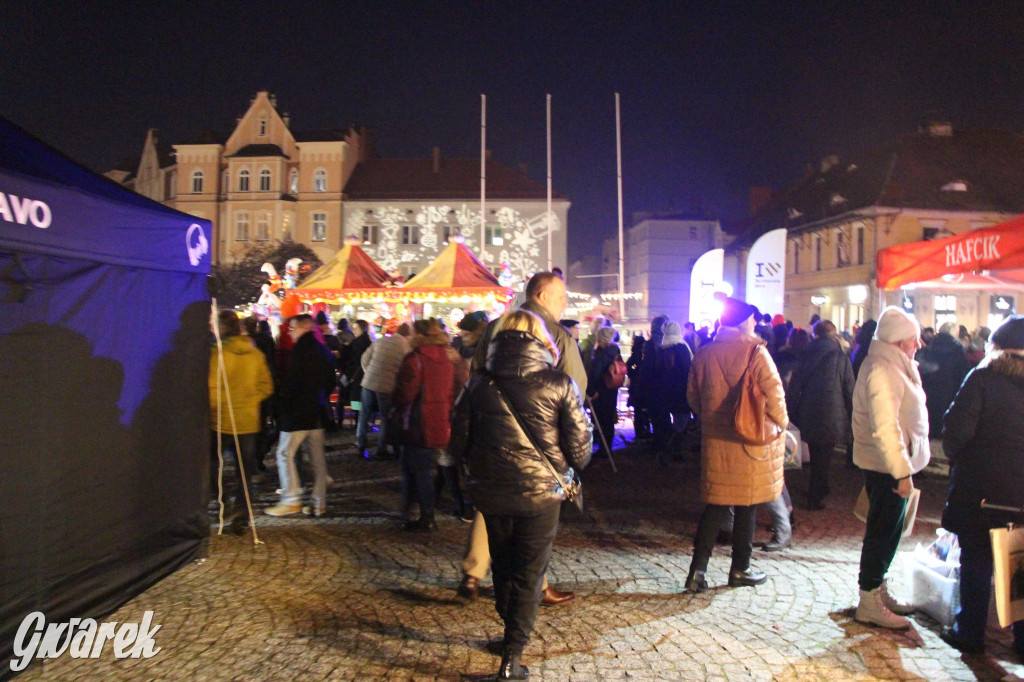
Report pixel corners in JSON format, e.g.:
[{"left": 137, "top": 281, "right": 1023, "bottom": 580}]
[
  {"left": 684, "top": 298, "right": 788, "bottom": 592},
  {"left": 938, "top": 315, "right": 1024, "bottom": 657},
  {"left": 851, "top": 306, "right": 930, "bottom": 629}
]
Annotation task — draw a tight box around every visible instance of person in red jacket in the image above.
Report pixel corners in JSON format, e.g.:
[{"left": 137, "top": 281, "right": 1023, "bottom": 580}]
[{"left": 392, "top": 318, "right": 458, "bottom": 532}]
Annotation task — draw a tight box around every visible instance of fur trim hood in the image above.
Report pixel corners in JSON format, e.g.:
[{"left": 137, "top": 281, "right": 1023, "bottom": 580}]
[{"left": 978, "top": 349, "right": 1024, "bottom": 380}]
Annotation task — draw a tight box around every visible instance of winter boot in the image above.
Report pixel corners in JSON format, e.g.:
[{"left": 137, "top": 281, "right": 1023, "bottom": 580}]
[
  {"left": 855, "top": 587, "right": 911, "bottom": 629},
  {"left": 497, "top": 647, "right": 529, "bottom": 680},
  {"left": 879, "top": 581, "right": 915, "bottom": 615}
]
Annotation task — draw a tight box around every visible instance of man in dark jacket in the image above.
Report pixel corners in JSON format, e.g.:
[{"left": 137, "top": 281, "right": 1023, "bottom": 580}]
[
  {"left": 786, "top": 319, "right": 854, "bottom": 510},
  {"left": 940, "top": 315, "right": 1024, "bottom": 658},
  {"left": 917, "top": 322, "right": 971, "bottom": 435},
  {"left": 265, "top": 314, "right": 338, "bottom": 517}
]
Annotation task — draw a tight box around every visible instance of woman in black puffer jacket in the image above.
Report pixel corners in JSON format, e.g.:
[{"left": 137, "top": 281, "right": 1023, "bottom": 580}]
[{"left": 450, "top": 310, "right": 592, "bottom": 680}]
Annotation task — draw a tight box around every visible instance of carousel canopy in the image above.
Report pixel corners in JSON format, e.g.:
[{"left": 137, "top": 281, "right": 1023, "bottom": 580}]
[
  {"left": 291, "top": 242, "right": 393, "bottom": 303},
  {"left": 404, "top": 239, "right": 503, "bottom": 291}
]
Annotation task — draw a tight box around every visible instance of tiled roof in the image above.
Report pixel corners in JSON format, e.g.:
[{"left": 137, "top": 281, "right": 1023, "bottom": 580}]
[
  {"left": 343, "top": 157, "right": 563, "bottom": 200},
  {"left": 740, "top": 127, "right": 1024, "bottom": 246},
  {"left": 229, "top": 144, "right": 288, "bottom": 159}
]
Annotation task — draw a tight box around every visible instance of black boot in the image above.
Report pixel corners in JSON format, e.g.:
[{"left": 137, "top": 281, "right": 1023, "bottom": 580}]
[
  {"left": 497, "top": 647, "right": 529, "bottom": 680},
  {"left": 402, "top": 512, "right": 437, "bottom": 533},
  {"left": 684, "top": 566, "right": 707, "bottom": 593}
]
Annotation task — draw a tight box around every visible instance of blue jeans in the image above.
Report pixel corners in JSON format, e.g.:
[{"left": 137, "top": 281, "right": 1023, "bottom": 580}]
[
  {"left": 356, "top": 386, "right": 391, "bottom": 454},
  {"left": 401, "top": 446, "right": 438, "bottom": 517},
  {"left": 275, "top": 429, "right": 326, "bottom": 507},
  {"left": 858, "top": 469, "right": 907, "bottom": 591}
]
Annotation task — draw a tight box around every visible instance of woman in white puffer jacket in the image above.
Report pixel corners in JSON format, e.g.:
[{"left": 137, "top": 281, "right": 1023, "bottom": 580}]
[{"left": 851, "top": 306, "right": 931, "bottom": 629}]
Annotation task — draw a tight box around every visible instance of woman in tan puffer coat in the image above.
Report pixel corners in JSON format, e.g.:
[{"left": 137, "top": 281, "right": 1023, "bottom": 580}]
[{"left": 684, "top": 298, "right": 788, "bottom": 593}]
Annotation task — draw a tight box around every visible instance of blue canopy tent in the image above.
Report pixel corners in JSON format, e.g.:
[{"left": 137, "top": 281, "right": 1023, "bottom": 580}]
[{"left": 0, "top": 117, "right": 212, "bottom": 671}]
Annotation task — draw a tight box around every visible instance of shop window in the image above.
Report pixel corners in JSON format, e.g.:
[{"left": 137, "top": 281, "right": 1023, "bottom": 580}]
[{"left": 935, "top": 294, "right": 957, "bottom": 329}]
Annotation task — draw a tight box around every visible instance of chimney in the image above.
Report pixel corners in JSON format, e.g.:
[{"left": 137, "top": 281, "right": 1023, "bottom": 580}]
[
  {"left": 748, "top": 186, "right": 772, "bottom": 217},
  {"left": 432, "top": 147, "right": 440, "bottom": 173},
  {"left": 283, "top": 112, "right": 290, "bottom": 128},
  {"left": 820, "top": 155, "right": 839, "bottom": 173}
]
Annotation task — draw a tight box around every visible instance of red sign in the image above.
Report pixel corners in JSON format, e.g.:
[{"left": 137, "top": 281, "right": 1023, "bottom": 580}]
[{"left": 876, "top": 215, "right": 1024, "bottom": 290}]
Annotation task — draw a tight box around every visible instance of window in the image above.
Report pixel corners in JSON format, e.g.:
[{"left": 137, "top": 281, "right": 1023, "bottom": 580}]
[
  {"left": 836, "top": 230, "right": 849, "bottom": 267},
  {"left": 259, "top": 168, "right": 271, "bottom": 192},
  {"left": 813, "top": 233, "right": 822, "bottom": 270},
  {"left": 257, "top": 117, "right": 267, "bottom": 137},
  {"left": 238, "top": 168, "right": 250, "bottom": 192},
  {"left": 289, "top": 169, "right": 299, "bottom": 194},
  {"left": 362, "top": 225, "right": 378, "bottom": 245},
  {"left": 486, "top": 225, "right": 503, "bottom": 246},
  {"left": 935, "top": 294, "right": 957, "bottom": 329},
  {"left": 235, "top": 212, "right": 250, "bottom": 241},
  {"left": 921, "top": 219, "right": 946, "bottom": 241},
  {"left": 923, "top": 227, "right": 940, "bottom": 241},
  {"left": 442, "top": 224, "right": 453, "bottom": 244},
  {"left": 856, "top": 224, "right": 865, "bottom": 265},
  {"left": 191, "top": 169, "right": 203, "bottom": 194},
  {"left": 402, "top": 225, "right": 419, "bottom": 245},
  {"left": 312, "top": 213, "right": 327, "bottom": 242},
  {"left": 256, "top": 212, "right": 270, "bottom": 241},
  {"left": 313, "top": 169, "right": 327, "bottom": 193}
]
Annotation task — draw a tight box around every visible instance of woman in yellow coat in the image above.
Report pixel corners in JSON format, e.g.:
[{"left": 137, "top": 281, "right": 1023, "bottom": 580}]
[
  {"left": 209, "top": 310, "right": 274, "bottom": 520},
  {"left": 684, "top": 298, "right": 788, "bottom": 592}
]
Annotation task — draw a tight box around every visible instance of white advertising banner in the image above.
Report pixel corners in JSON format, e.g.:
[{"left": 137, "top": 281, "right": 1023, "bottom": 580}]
[
  {"left": 746, "top": 228, "right": 787, "bottom": 317},
  {"left": 689, "top": 248, "right": 725, "bottom": 329}
]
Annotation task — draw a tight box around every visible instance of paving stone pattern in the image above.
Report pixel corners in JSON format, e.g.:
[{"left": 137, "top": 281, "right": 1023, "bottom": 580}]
[{"left": 18, "top": 428, "right": 1024, "bottom": 681}]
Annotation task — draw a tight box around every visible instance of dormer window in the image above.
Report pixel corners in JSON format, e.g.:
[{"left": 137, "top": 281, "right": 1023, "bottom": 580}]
[
  {"left": 257, "top": 116, "right": 267, "bottom": 137},
  {"left": 941, "top": 180, "right": 968, "bottom": 192}
]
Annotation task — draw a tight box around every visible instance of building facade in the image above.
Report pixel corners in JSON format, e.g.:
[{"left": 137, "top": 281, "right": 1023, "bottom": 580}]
[
  {"left": 108, "top": 92, "right": 569, "bottom": 283},
  {"left": 743, "top": 123, "right": 1024, "bottom": 332}
]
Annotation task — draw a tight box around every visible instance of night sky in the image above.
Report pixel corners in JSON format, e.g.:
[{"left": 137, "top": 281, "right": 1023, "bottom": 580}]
[{"left": 3, "top": 1, "right": 1024, "bottom": 263}]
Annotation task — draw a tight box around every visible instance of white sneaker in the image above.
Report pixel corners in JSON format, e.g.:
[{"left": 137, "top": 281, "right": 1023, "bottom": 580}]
[
  {"left": 264, "top": 503, "right": 303, "bottom": 517},
  {"left": 855, "top": 588, "right": 911, "bottom": 629},
  {"left": 879, "top": 582, "right": 915, "bottom": 615}
]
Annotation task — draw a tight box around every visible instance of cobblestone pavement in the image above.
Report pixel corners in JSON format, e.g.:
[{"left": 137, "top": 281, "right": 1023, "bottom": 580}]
[{"left": 18, "top": 427, "right": 1024, "bottom": 681}]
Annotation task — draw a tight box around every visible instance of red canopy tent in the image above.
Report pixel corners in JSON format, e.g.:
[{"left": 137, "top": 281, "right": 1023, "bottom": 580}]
[
  {"left": 402, "top": 239, "right": 514, "bottom": 307},
  {"left": 876, "top": 215, "right": 1024, "bottom": 291},
  {"left": 288, "top": 242, "right": 395, "bottom": 308}
]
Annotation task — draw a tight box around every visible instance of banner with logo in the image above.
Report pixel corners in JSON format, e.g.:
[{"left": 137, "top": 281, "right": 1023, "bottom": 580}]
[
  {"left": 746, "top": 228, "right": 786, "bottom": 317},
  {"left": 877, "top": 216, "right": 1024, "bottom": 290},
  {"left": 689, "top": 248, "right": 725, "bottom": 328}
]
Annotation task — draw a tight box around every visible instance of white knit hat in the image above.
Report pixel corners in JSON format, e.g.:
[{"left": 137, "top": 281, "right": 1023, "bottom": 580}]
[
  {"left": 661, "top": 321, "right": 683, "bottom": 347},
  {"left": 874, "top": 306, "right": 920, "bottom": 343}
]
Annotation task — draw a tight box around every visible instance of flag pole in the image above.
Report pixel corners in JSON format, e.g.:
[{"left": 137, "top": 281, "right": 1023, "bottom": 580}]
[
  {"left": 547, "top": 94, "right": 553, "bottom": 271},
  {"left": 615, "top": 93, "right": 625, "bottom": 320},
  {"left": 480, "top": 94, "right": 487, "bottom": 258}
]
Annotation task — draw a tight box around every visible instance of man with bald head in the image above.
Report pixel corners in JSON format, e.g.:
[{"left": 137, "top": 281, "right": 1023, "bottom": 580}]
[{"left": 473, "top": 271, "right": 587, "bottom": 395}]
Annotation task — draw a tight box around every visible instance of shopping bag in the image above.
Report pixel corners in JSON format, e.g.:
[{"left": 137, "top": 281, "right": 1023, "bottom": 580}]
[
  {"left": 854, "top": 487, "right": 920, "bottom": 538},
  {"left": 783, "top": 426, "right": 802, "bottom": 469},
  {"left": 990, "top": 524, "right": 1024, "bottom": 628}
]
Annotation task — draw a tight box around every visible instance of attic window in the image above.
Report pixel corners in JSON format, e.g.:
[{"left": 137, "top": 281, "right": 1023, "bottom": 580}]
[
  {"left": 941, "top": 180, "right": 968, "bottom": 192},
  {"left": 258, "top": 117, "right": 267, "bottom": 137},
  {"left": 830, "top": 193, "right": 847, "bottom": 206}
]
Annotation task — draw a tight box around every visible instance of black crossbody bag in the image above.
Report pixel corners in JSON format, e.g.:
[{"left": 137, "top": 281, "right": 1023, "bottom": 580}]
[{"left": 487, "top": 375, "right": 583, "bottom": 512}]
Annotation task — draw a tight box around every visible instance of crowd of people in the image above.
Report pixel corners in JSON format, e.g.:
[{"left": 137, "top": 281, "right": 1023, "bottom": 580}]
[{"left": 208, "top": 278, "right": 1023, "bottom": 676}]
